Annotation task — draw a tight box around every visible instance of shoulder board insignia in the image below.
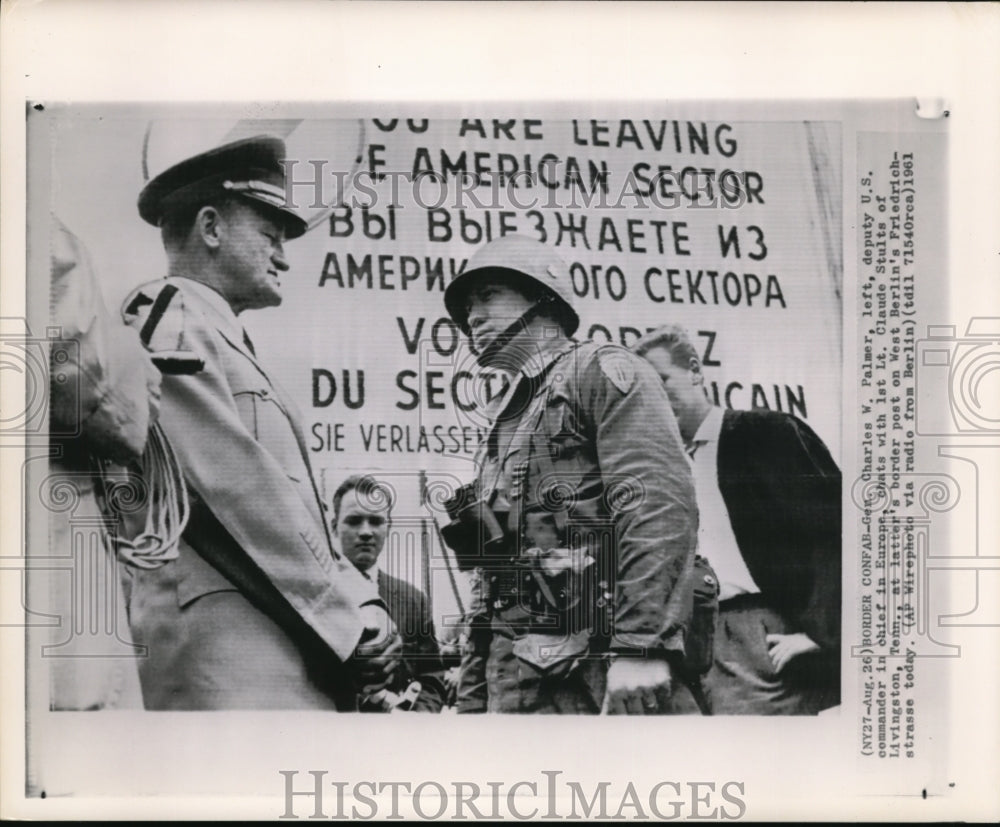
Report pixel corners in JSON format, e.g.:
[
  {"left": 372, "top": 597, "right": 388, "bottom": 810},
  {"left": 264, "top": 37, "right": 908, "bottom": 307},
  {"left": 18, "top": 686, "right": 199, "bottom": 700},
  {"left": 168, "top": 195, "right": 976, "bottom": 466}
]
[{"left": 598, "top": 348, "right": 636, "bottom": 394}]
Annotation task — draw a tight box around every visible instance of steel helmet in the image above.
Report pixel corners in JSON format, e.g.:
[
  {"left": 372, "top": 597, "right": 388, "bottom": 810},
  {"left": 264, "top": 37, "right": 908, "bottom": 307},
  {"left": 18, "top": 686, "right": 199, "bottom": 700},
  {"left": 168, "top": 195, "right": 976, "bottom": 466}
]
[{"left": 444, "top": 234, "right": 579, "bottom": 336}]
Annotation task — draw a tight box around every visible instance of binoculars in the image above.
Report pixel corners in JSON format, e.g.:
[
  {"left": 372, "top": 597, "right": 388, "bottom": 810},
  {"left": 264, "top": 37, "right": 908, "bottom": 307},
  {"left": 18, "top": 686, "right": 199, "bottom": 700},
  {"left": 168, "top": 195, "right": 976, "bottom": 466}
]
[{"left": 440, "top": 483, "right": 510, "bottom": 571}]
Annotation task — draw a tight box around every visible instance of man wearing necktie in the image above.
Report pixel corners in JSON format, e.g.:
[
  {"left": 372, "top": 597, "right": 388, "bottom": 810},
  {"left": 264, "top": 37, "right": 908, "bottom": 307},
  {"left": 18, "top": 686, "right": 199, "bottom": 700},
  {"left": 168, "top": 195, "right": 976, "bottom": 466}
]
[
  {"left": 444, "top": 235, "right": 702, "bottom": 715},
  {"left": 331, "top": 474, "right": 447, "bottom": 712},
  {"left": 120, "top": 135, "right": 400, "bottom": 709},
  {"left": 632, "top": 325, "right": 841, "bottom": 714}
]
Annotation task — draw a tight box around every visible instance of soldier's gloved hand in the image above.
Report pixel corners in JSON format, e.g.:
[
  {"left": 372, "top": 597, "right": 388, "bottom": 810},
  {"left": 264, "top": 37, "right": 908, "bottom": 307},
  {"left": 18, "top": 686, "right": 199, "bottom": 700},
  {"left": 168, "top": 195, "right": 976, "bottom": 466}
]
[
  {"left": 351, "top": 604, "right": 402, "bottom": 694},
  {"left": 602, "top": 654, "right": 672, "bottom": 715}
]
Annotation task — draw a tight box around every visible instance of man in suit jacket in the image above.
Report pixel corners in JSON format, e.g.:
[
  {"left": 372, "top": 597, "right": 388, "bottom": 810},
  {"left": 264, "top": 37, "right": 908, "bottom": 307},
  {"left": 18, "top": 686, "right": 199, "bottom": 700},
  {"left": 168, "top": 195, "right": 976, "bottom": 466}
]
[
  {"left": 121, "top": 136, "right": 400, "bottom": 709},
  {"left": 633, "top": 325, "right": 841, "bottom": 714},
  {"left": 332, "top": 475, "right": 447, "bottom": 712}
]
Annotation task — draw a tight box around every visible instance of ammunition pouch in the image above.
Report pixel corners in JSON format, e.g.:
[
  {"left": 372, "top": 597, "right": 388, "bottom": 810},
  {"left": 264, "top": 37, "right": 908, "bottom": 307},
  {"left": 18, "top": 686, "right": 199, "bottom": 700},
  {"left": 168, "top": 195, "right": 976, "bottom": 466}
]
[
  {"left": 680, "top": 554, "right": 720, "bottom": 678},
  {"left": 511, "top": 630, "right": 591, "bottom": 681},
  {"left": 488, "top": 547, "right": 601, "bottom": 640}
]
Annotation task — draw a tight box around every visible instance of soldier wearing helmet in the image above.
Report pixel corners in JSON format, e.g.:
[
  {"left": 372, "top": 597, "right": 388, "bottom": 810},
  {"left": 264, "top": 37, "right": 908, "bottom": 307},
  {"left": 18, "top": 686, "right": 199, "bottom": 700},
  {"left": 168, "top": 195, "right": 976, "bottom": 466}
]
[{"left": 443, "top": 234, "right": 705, "bottom": 714}]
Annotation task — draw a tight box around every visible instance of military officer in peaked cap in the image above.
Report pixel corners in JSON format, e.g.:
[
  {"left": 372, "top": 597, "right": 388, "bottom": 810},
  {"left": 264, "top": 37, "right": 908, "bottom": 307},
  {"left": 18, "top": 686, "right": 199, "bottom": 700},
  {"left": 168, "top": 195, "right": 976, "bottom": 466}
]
[
  {"left": 444, "top": 234, "right": 706, "bottom": 714},
  {"left": 122, "top": 134, "right": 401, "bottom": 709}
]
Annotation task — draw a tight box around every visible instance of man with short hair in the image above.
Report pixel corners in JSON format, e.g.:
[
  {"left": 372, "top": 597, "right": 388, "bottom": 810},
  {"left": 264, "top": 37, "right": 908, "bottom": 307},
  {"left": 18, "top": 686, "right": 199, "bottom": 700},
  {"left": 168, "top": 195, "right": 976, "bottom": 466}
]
[
  {"left": 443, "top": 234, "right": 703, "bottom": 715},
  {"left": 332, "top": 474, "right": 447, "bottom": 712},
  {"left": 122, "top": 135, "right": 399, "bottom": 710},
  {"left": 632, "top": 324, "right": 841, "bottom": 714}
]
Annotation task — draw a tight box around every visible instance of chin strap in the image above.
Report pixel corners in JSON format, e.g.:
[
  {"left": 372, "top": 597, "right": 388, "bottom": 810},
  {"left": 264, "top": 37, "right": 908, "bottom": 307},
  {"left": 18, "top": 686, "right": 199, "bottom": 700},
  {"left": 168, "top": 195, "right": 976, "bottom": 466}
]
[{"left": 472, "top": 302, "right": 551, "bottom": 365}]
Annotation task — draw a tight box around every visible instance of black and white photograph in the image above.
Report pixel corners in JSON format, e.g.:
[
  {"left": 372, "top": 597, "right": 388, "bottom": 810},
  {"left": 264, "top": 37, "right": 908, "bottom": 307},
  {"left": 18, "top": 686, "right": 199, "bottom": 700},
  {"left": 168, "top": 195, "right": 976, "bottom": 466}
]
[
  {"left": 29, "top": 106, "right": 844, "bottom": 718},
  {"left": 1, "top": 2, "right": 998, "bottom": 822}
]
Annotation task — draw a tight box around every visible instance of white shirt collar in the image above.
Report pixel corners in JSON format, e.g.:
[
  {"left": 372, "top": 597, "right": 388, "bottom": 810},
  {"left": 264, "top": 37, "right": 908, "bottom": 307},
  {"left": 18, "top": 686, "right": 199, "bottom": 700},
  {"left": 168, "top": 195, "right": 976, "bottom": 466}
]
[
  {"left": 355, "top": 558, "right": 380, "bottom": 582},
  {"left": 692, "top": 405, "right": 725, "bottom": 446}
]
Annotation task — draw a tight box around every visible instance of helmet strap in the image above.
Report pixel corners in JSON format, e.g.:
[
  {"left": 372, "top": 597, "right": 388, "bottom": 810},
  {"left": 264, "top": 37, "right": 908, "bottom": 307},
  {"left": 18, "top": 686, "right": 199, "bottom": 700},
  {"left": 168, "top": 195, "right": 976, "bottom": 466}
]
[{"left": 472, "top": 302, "right": 551, "bottom": 366}]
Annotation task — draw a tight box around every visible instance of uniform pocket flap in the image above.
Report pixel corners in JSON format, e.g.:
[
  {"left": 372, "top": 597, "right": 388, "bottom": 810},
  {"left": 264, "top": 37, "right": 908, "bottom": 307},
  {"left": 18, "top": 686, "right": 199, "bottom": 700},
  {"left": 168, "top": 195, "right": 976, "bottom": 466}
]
[
  {"left": 511, "top": 631, "right": 590, "bottom": 673},
  {"left": 231, "top": 388, "right": 304, "bottom": 482},
  {"left": 176, "top": 549, "right": 241, "bottom": 608}
]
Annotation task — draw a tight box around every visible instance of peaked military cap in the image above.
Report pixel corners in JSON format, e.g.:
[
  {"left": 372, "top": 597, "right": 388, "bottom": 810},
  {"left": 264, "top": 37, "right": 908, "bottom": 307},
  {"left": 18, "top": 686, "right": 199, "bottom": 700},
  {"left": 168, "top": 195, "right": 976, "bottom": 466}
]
[{"left": 137, "top": 135, "right": 308, "bottom": 239}]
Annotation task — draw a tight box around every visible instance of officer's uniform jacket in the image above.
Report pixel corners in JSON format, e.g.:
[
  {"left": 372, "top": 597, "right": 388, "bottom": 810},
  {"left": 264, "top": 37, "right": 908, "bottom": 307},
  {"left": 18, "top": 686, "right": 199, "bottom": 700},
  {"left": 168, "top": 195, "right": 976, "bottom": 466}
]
[
  {"left": 457, "top": 336, "right": 699, "bottom": 711},
  {"left": 122, "top": 276, "right": 377, "bottom": 709}
]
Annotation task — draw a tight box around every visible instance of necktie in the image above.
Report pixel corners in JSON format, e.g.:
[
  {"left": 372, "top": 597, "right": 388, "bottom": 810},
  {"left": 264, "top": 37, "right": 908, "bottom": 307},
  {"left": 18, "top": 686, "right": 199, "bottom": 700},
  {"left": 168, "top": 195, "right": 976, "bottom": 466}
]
[{"left": 242, "top": 329, "right": 256, "bottom": 357}]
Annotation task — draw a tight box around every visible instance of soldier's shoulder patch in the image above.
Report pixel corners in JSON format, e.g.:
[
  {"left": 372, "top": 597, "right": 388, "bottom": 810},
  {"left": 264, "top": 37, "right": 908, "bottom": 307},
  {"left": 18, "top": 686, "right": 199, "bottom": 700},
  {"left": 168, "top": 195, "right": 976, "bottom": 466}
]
[
  {"left": 597, "top": 347, "right": 637, "bottom": 394},
  {"left": 122, "top": 282, "right": 205, "bottom": 374}
]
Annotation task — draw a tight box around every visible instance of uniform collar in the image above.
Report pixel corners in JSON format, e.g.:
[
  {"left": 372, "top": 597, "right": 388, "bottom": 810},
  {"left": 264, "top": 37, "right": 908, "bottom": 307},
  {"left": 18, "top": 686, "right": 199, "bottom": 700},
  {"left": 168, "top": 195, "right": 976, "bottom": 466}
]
[
  {"left": 486, "top": 335, "right": 576, "bottom": 422},
  {"left": 517, "top": 333, "right": 576, "bottom": 380},
  {"left": 168, "top": 275, "right": 258, "bottom": 359},
  {"left": 168, "top": 275, "right": 244, "bottom": 343}
]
